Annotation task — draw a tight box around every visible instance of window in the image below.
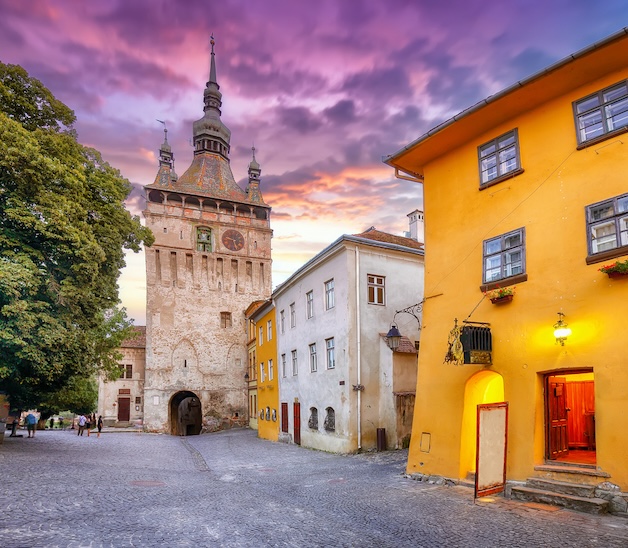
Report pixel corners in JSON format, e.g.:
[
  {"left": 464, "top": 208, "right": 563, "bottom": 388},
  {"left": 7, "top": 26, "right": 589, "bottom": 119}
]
[
  {"left": 220, "top": 312, "right": 232, "bottom": 328},
  {"left": 308, "top": 407, "right": 318, "bottom": 429},
  {"left": 135, "top": 397, "right": 142, "bottom": 405},
  {"left": 119, "top": 364, "right": 132, "bottom": 379},
  {"left": 325, "top": 279, "right": 335, "bottom": 310},
  {"left": 326, "top": 338, "right": 335, "bottom": 369},
  {"left": 478, "top": 129, "right": 520, "bottom": 185},
  {"left": 280, "top": 310, "right": 285, "bottom": 334},
  {"left": 306, "top": 291, "right": 314, "bottom": 319},
  {"left": 309, "top": 343, "right": 317, "bottom": 372},
  {"left": 291, "top": 350, "right": 298, "bottom": 376},
  {"left": 259, "top": 362, "right": 265, "bottom": 382},
  {"left": 197, "top": 227, "right": 212, "bottom": 252},
  {"left": 586, "top": 193, "right": 628, "bottom": 255},
  {"left": 259, "top": 326, "right": 263, "bottom": 345},
  {"left": 324, "top": 407, "right": 335, "bottom": 432},
  {"left": 268, "top": 359, "right": 274, "bottom": 381},
  {"left": 575, "top": 81, "right": 628, "bottom": 145},
  {"left": 281, "top": 353, "right": 287, "bottom": 378},
  {"left": 290, "top": 303, "right": 296, "bottom": 328},
  {"left": 367, "top": 275, "right": 385, "bottom": 305},
  {"left": 483, "top": 228, "right": 525, "bottom": 283},
  {"left": 267, "top": 320, "right": 272, "bottom": 341}
]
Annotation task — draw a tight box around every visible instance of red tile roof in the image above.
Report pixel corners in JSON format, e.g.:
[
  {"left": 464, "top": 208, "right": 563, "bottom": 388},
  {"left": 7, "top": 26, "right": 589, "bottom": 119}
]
[
  {"left": 353, "top": 227, "right": 423, "bottom": 250},
  {"left": 121, "top": 326, "right": 146, "bottom": 348}
]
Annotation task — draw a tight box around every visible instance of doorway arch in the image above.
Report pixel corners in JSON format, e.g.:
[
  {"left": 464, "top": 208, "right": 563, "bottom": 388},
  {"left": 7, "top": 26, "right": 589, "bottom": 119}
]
[
  {"left": 459, "top": 370, "right": 505, "bottom": 478},
  {"left": 170, "top": 391, "right": 202, "bottom": 436}
]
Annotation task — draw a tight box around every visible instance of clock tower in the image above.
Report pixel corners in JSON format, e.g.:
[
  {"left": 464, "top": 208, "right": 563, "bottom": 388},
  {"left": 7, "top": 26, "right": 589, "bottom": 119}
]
[{"left": 142, "top": 38, "right": 272, "bottom": 434}]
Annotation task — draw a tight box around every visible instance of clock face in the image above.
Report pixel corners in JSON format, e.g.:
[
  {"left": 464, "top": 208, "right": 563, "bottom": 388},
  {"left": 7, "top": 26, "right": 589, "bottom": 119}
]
[{"left": 222, "top": 229, "right": 245, "bottom": 251}]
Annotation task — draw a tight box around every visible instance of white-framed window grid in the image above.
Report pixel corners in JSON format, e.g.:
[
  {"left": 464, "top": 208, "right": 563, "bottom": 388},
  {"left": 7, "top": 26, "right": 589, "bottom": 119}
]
[
  {"left": 326, "top": 338, "right": 335, "bottom": 369},
  {"left": 575, "top": 81, "right": 628, "bottom": 144},
  {"left": 478, "top": 129, "right": 520, "bottom": 185},
  {"left": 268, "top": 359, "right": 274, "bottom": 381},
  {"left": 324, "top": 279, "right": 335, "bottom": 310},
  {"left": 291, "top": 350, "right": 298, "bottom": 376},
  {"left": 290, "top": 303, "right": 296, "bottom": 328},
  {"left": 306, "top": 290, "right": 314, "bottom": 319},
  {"left": 267, "top": 319, "right": 272, "bottom": 341},
  {"left": 309, "top": 343, "right": 317, "bottom": 372},
  {"left": 586, "top": 193, "right": 628, "bottom": 255},
  {"left": 281, "top": 353, "right": 287, "bottom": 378},
  {"left": 367, "top": 275, "right": 385, "bottom": 305},
  {"left": 483, "top": 228, "right": 525, "bottom": 283}
]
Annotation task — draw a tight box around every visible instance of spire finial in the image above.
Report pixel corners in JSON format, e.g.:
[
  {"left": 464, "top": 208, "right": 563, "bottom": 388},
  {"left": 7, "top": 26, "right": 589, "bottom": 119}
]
[
  {"left": 210, "top": 34, "right": 215, "bottom": 54},
  {"left": 252, "top": 145, "right": 256, "bottom": 161},
  {"left": 157, "top": 119, "right": 168, "bottom": 142},
  {"left": 209, "top": 35, "right": 217, "bottom": 84}
]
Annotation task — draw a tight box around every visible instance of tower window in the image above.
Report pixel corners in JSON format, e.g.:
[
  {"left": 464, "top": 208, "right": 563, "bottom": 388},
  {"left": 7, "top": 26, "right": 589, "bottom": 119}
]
[
  {"left": 221, "top": 312, "right": 232, "bottom": 328},
  {"left": 197, "top": 227, "right": 212, "bottom": 252}
]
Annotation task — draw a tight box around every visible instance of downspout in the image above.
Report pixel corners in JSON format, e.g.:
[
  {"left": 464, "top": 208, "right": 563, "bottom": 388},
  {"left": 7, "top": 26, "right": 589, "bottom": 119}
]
[{"left": 355, "top": 246, "right": 362, "bottom": 450}]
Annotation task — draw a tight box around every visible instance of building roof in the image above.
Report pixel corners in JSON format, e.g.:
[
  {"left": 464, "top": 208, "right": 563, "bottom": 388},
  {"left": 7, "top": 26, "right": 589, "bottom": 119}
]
[
  {"left": 354, "top": 226, "right": 423, "bottom": 250},
  {"left": 121, "top": 326, "right": 146, "bottom": 348},
  {"left": 385, "top": 27, "right": 628, "bottom": 177}
]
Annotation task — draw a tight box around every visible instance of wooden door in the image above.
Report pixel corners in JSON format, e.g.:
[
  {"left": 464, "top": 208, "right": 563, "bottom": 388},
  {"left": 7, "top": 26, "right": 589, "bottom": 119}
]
[
  {"left": 281, "top": 402, "right": 288, "bottom": 433},
  {"left": 547, "top": 376, "right": 569, "bottom": 459},
  {"left": 293, "top": 402, "right": 301, "bottom": 445},
  {"left": 118, "top": 397, "right": 130, "bottom": 422}
]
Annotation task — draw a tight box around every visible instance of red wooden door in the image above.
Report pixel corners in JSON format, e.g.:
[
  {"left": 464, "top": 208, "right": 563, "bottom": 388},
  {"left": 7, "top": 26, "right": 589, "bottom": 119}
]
[
  {"left": 293, "top": 402, "right": 301, "bottom": 445},
  {"left": 281, "top": 402, "right": 288, "bottom": 433},
  {"left": 118, "top": 397, "right": 131, "bottom": 422},
  {"left": 547, "top": 377, "right": 569, "bottom": 459}
]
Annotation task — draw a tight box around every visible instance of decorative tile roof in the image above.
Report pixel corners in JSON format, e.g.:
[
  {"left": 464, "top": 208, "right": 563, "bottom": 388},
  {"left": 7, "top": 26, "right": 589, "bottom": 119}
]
[
  {"left": 380, "top": 334, "right": 418, "bottom": 354},
  {"left": 353, "top": 227, "right": 423, "bottom": 250},
  {"left": 121, "top": 326, "right": 146, "bottom": 348}
]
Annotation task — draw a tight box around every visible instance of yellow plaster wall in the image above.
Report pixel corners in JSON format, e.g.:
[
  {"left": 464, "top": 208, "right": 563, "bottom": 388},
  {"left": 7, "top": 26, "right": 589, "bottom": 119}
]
[
  {"left": 406, "top": 61, "right": 628, "bottom": 489},
  {"left": 256, "top": 307, "right": 279, "bottom": 442}
]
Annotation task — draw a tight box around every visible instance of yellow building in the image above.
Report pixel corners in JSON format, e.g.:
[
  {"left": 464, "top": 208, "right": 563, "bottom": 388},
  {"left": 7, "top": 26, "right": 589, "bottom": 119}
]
[
  {"left": 245, "top": 300, "right": 266, "bottom": 431},
  {"left": 386, "top": 30, "right": 628, "bottom": 511},
  {"left": 251, "top": 300, "right": 279, "bottom": 441}
]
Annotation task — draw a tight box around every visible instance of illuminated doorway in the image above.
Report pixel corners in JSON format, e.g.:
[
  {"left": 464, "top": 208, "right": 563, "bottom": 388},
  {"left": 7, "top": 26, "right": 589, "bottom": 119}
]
[
  {"left": 459, "top": 370, "right": 505, "bottom": 479},
  {"left": 545, "top": 370, "right": 595, "bottom": 466},
  {"left": 169, "top": 391, "right": 202, "bottom": 436}
]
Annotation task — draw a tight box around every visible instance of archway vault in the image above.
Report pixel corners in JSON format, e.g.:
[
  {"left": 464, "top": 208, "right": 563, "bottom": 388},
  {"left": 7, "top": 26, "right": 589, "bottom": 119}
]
[{"left": 169, "top": 390, "right": 202, "bottom": 436}]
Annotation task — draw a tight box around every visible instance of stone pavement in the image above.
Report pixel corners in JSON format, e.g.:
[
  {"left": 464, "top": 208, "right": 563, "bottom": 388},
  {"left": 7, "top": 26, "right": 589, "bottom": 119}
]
[{"left": 0, "top": 429, "right": 626, "bottom": 547}]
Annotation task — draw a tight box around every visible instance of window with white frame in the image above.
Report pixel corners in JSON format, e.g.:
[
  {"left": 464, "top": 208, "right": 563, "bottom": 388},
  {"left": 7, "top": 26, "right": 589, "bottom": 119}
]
[
  {"left": 324, "top": 279, "right": 335, "bottom": 310},
  {"left": 574, "top": 81, "right": 628, "bottom": 145},
  {"left": 280, "top": 310, "right": 285, "bottom": 334},
  {"left": 267, "top": 320, "right": 272, "bottom": 341},
  {"left": 259, "top": 362, "right": 265, "bottom": 382},
  {"left": 258, "top": 325, "right": 263, "bottom": 345},
  {"left": 367, "top": 275, "right": 385, "bottom": 305},
  {"left": 306, "top": 290, "right": 314, "bottom": 319},
  {"left": 483, "top": 228, "right": 525, "bottom": 283},
  {"left": 290, "top": 303, "right": 296, "bottom": 328},
  {"left": 281, "top": 354, "right": 287, "bottom": 378},
  {"left": 268, "top": 359, "right": 274, "bottom": 381},
  {"left": 309, "top": 343, "right": 317, "bottom": 372},
  {"left": 326, "top": 338, "right": 335, "bottom": 369},
  {"left": 291, "top": 349, "right": 298, "bottom": 376},
  {"left": 478, "top": 129, "right": 521, "bottom": 185},
  {"left": 586, "top": 193, "right": 628, "bottom": 255}
]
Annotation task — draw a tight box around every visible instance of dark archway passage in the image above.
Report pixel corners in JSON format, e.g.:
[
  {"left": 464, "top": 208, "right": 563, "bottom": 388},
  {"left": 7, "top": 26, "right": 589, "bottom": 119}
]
[{"left": 170, "top": 391, "right": 202, "bottom": 436}]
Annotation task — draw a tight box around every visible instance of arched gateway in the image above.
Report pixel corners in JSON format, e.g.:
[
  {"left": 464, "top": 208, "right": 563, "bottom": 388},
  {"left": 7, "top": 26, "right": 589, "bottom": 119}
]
[{"left": 170, "top": 391, "right": 202, "bottom": 436}]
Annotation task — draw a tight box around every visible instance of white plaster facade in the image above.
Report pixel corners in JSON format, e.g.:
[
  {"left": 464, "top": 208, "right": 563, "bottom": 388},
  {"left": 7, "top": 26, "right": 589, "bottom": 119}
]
[{"left": 274, "top": 228, "right": 424, "bottom": 453}]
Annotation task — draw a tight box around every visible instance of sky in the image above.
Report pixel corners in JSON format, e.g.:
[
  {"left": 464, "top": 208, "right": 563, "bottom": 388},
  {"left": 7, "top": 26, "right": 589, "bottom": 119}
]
[{"left": 1, "top": 0, "right": 626, "bottom": 324}]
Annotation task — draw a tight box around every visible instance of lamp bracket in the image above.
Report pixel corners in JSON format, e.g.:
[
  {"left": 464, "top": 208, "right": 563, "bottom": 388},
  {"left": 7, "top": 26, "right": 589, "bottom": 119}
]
[{"left": 392, "top": 300, "right": 424, "bottom": 329}]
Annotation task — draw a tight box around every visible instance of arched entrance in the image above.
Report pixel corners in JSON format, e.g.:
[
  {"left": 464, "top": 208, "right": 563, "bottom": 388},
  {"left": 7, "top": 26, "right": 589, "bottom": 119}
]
[
  {"left": 169, "top": 391, "right": 202, "bottom": 436},
  {"left": 459, "top": 370, "right": 505, "bottom": 478}
]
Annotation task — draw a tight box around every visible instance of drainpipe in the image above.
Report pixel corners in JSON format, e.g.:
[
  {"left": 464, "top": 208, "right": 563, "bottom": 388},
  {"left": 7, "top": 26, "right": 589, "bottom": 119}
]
[{"left": 355, "top": 246, "right": 362, "bottom": 450}]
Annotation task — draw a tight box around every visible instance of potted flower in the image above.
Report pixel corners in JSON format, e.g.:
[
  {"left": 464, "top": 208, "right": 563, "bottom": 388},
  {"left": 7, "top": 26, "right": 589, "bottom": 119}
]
[
  {"left": 599, "top": 259, "right": 628, "bottom": 279},
  {"left": 485, "top": 286, "right": 515, "bottom": 304}
]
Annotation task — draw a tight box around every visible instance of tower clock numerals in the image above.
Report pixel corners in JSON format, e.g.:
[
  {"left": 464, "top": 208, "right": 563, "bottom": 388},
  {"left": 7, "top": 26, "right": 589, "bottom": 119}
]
[{"left": 222, "top": 229, "right": 245, "bottom": 251}]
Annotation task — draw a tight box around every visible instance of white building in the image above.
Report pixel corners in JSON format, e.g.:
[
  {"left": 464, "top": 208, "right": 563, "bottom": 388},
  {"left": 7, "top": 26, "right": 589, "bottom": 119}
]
[{"left": 274, "top": 224, "right": 424, "bottom": 453}]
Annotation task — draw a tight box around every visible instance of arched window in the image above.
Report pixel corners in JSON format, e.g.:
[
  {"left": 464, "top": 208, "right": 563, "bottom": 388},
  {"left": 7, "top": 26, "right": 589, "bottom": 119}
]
[
  {"left": 308, "top": 407, "right": 318, "bottom": 429},
  {"left": 324, "top": 407, "right": 335, "bottom": 432},
  {"left": 197, "top": 227, "right": 212, "bottom": 252}
]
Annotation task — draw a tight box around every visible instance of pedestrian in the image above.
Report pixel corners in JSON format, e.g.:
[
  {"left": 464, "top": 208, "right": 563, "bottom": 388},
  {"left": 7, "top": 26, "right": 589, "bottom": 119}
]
[
  {"left": 59, "top": 417, "right": 64, "bottom": 430},
  {"left": 77, "top": 414, "right": 86, "bottom": 436},
  {"left": 86, "top": 415, "right": 92, "bottom": 437},
  {"left": 97, "top": 415, "right": 103, "bottom": 438},
  {"left": 49, "top": 417, "right": 54, "bottom": 430},
  {"left": 25, "top": 413, "right": 37, "bottom": 438}
]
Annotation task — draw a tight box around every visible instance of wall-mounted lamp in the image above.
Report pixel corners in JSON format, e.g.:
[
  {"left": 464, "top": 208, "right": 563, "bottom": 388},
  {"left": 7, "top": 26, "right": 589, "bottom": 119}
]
[
  {"left": 244, "top": 372, "right": 250, "bottom": 382},
  {"left": 385, "top": 300, "right": 424, "bottom": 351},
  {"left": 385, "top": 324, "right": 402, "bottom": 351},
  {"left": 553, "top": 312, "right": 572, "bottom": 346}
]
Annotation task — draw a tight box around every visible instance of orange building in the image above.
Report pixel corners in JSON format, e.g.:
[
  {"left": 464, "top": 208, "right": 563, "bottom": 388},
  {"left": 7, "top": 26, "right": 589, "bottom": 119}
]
[{"left": 386, "top": 29, "right": 628, "bottom": 513}]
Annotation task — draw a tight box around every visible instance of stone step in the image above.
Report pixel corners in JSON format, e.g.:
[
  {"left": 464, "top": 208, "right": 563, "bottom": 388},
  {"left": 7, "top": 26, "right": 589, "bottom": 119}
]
[
  {"left": 527, "top": 478, "right": 597, "bottom": 498},
  {"left": 511, "top": 485, "right": 609, "bottom": 514}
]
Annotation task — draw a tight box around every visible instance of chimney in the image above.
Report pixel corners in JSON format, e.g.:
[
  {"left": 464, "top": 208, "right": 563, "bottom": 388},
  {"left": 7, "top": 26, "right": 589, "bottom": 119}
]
[{"left": 407, "top": 209, "right": 424, "bottom": 246}]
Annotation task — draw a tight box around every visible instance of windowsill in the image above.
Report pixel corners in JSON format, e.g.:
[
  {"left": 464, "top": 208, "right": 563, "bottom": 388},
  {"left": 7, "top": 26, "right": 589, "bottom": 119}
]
[
  {"left": 586, "top": 246, "right": 628, "bottom": 265},
  {"left": 577, "top": 125, "right": 628, "bottom": 150},
  {"left": 480, "top": 273, "right": 527, "bottom": 293},
  {"left": 479, "top": 168, "right": 524, "bottom": 190}
]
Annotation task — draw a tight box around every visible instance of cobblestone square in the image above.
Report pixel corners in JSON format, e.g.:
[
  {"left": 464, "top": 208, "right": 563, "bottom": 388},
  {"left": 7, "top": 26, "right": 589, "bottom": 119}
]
[{"left": 1, "top": 429, "right": 626, "bottom": 547}]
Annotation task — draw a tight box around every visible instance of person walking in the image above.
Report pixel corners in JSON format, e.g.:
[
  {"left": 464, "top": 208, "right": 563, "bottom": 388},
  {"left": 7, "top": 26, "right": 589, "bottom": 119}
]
[
  {"left": 97, "top": 416, "right": 103, "bottom": 438},
  {"left": 25, "top": 413, "right": 37, "bottom": 438},
  {"left": 77, "top": 414, "right": 86, "bottom": 436},
  {"left": 85, "top": 415, "right": 92, "bottom": 437},
  {"left": 49, "top": 417, "right": 54, "bottom": 430}
]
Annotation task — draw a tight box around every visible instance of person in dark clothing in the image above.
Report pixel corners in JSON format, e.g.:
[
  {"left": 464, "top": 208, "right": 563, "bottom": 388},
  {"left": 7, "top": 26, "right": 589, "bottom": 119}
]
[{"left": 97, "top": 416, "right": 103, "bottom": 438}]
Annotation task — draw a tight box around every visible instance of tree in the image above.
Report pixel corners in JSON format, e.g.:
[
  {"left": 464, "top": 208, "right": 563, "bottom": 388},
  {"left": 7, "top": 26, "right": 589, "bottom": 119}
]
[{"left": 0, "top": 62, "right": 154, "bottom": 410}]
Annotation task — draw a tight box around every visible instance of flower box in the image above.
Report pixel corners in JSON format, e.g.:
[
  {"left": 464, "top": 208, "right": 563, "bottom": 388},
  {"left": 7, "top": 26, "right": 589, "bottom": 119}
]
[
  {"left": 490, "top": 294, "right": 514, "bottom": 304},
  {"left": 599, "top": 259, "right": 628, "bottom": 278},
  {"left": 607, "top": 270, "right": 628, "bottom": 279}
]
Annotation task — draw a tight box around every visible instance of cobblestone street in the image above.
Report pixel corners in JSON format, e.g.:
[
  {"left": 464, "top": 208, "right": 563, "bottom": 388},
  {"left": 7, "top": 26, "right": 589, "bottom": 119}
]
[{"left": 0, "top": 428, "right": 626, "bottom": 547}]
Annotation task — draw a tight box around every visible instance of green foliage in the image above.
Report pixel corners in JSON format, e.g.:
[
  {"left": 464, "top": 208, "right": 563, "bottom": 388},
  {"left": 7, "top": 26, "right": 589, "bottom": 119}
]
[
  {"left": 39, "top": 375, "right": 99, "bottom": 416},
  {"left": 0, "top": 62, "right": 153, "bottom": 410}
]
